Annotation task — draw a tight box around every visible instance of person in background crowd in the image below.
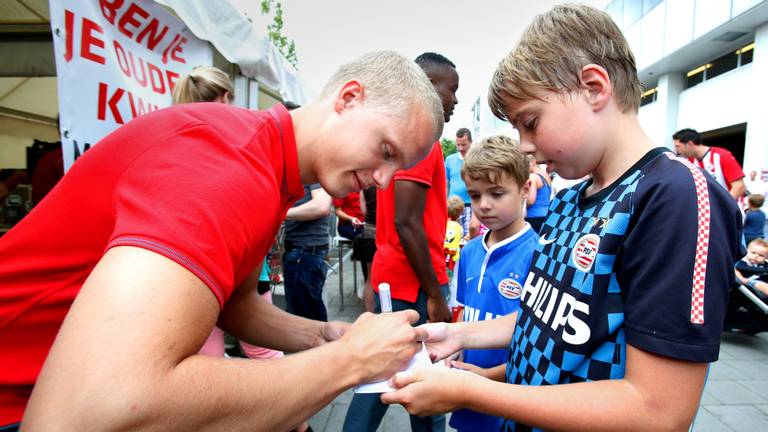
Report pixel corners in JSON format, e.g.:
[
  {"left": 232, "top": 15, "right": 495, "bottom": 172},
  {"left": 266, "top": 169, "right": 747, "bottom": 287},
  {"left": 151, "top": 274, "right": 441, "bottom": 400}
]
[
  {"left": 445, "top": 128, "right": 474, "bottom": 237},
  {"left": 673, "top": 128, "right": 746, "bottom": 201},
  {"left": 334, "top": 191, "right": 365, "bottom": 240},
  {"left": 353, "top": 186, "right": 378, "bottom": 312},
  {"left": 744, "top": 194, "right": 766, "bottom": 245}
]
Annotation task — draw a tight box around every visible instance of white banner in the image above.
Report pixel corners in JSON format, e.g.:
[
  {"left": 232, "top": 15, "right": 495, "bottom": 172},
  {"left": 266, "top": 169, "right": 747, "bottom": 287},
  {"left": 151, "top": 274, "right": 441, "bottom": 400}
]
[{"left": 49, "top": 0, "right": 213, "bottom": 170}]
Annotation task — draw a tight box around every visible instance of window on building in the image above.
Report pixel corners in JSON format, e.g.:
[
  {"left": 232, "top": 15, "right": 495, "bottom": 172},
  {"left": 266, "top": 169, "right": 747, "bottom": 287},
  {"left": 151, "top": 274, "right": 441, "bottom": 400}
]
[
  {"left": 640, "top": 87, "right": 658, "bottom": 107},
  {"left": 685, "top": 65, "right": 707, "bottom": 89},
  {"left": 683, "top": 42, "right": 754, "bottom": 89},
  {"left": 707, "top": 51, "right": 738, "bottom": 80},
  {"left": 738, "top": 43, "right": 754, "bottom": 66},
  {"left": 622, "top": 0, "right": 642, "bottom": 27}
]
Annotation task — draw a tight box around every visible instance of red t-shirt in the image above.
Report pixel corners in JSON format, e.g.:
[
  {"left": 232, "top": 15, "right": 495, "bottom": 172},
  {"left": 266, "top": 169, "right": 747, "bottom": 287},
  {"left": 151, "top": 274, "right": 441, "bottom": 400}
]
[
  {"left": 688, "top": 146, "right": 744, "bottom": 192},
  {"left": 0, "top": 103, "right": 303, "bottom": 424},
  {"left": 371, "top": 142, "right": 449, "bottom": 303},
  {"left": 332, "top": 192, "right": 364, "bottom": 223}
]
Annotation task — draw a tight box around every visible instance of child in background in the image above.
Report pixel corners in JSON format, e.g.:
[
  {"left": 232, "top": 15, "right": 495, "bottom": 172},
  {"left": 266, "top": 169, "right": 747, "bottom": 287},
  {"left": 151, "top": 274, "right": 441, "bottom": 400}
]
[
  {"left": 524, "top": 154, "right": 552, "bottom": 233},
  {"left": 382, "top": 5, "right": 743, "bottom": 431},
  {"left": 445, "top": 195, "right": 465, "bottom": 274},
  {"left": 333, "top": 191, "right": 365, "bottom": 241},
  {"left": 448, "top": 135, "right": 538, "bottom": 432},
  {"left": 445, "top": 196, "right": 465, "bottom": 322},
  {"left": 744, "top": 194, "right": 766, "bottom": 245},
  {"left": 735, "top": 238, "right": 768, "bottom": 297}
]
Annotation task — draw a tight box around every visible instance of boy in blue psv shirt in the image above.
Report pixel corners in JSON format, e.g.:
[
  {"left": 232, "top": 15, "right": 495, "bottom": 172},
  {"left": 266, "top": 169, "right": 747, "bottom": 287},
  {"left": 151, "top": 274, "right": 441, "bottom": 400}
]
[
  {"left": 382, "top": 4, "right": 743, "bottom": 431},
  {"left": 448, "top": 135, "right": 538, "bottom": 432}
]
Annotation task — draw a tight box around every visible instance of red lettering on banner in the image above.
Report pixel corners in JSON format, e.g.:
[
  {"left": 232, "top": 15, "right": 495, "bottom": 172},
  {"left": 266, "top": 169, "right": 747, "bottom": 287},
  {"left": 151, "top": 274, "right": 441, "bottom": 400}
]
[
  {"left": 170, "top": 37, "right": 187, "bottom": 64},
  {"left": 81, "top": 17, "right": 106, "bottom": 64},
  {"left": 98, "top": 82, "right": 125, "bottom": 124},
  {"left": 113, "top": 39, "right": 131, "bottom": 76},
  {"left": 99, "top": 0, "right": 124, "bottom": 25},
  {"left": 147, "top": 63, "right": 166, "bottom": 94},
  {"left": 165, "top": 70, "right": 179, "bottom": 93},
  {"left": 64, "top": 9, "right": 74, "bottom": 62},
  {"left": 97, "top": 82, "right": 159, "bottom": 125},
  {"left": 127, "top": 92, "right": 159, "bottom": 117},
  {"left": 136, "top": 16, "right": 169, "bottom": 50},
  {"left": 162, "top": 34, "right": 180, "bottom": 64},
  {"left": 128, "top": 51, "right": 148, "bottom": 88},
  {"left": 118, "top": 3, "right": 148, "bottom": 39}
]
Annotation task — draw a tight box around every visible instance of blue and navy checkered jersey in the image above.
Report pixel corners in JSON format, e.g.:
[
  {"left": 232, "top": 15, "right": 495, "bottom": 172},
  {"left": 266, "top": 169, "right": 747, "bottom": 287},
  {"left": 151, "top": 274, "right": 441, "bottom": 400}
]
[{"left": 502, "top": 148, "right": 743, "bottom": 432}]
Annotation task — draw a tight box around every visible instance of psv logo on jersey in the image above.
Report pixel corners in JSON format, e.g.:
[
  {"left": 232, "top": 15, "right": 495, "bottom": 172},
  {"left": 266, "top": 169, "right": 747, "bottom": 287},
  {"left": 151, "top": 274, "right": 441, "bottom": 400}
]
[
  {"left": 572, "top": 234, "right": 600, "bottom": 272},
  {"left": 498, "top": 278, "right": 522, "bottom": 299}
]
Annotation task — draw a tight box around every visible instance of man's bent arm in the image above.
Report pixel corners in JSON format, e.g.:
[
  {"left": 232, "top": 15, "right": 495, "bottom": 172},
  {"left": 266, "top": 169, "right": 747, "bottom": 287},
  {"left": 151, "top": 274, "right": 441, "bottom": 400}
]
[
  {"left": 729, "top": 178, "right": 746, "bottom": 201},
  {"left": 23, "top": 246, "right": 423, "bottom": 431},
  {"left": 286, "top": 188, "right": 332, "bottom": 221},
  {"left": 218, "top": 271, "right": 346, "bottom": 352}
]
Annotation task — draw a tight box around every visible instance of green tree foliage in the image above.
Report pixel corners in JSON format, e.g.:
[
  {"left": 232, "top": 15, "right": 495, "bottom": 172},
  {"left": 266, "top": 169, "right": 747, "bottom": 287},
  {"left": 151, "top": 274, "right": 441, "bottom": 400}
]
[
  {"left": 441, "top": 138, "right": 457, "bottom": 158},
  {"left": 260, "top": 0, "right": 298, "bottom": 69}
]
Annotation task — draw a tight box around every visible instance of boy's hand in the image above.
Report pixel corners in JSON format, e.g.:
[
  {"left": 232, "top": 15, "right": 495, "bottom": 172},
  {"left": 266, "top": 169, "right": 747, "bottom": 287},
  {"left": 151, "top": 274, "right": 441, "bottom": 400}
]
[
  {"left": 421, "top": 322, "right": 462, "bottom": 362},
  {"left": 318, "top": 320, "right": 351, "bottom": 345},
  {"left": 338, "top": 311, "right": 426, "bottom": 383},
  {"left": 450, "top": 360, "right": 486, "bottom": 377},
  {"left": 381, "top": 367, "right": 481, "bottom": 416},
  {"left": 427, "top": 294, "right": 451, "bottom": 323}
]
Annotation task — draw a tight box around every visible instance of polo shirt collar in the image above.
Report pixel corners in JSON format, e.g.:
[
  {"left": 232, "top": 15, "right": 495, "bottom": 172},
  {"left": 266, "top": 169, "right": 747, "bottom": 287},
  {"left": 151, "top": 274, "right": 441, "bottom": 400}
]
[{"left": 270, "top": 103, "right": 304, "bottom": 201}]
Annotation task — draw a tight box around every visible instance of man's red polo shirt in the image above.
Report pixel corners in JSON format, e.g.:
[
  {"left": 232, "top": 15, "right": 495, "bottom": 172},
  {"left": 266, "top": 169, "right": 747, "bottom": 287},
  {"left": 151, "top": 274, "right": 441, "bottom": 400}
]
[
  {"left": 371, "top": 142, "right": 449, "bottom": 303},
  {"left": 0, "top": 103, "right": 304, "bottom": 425}
]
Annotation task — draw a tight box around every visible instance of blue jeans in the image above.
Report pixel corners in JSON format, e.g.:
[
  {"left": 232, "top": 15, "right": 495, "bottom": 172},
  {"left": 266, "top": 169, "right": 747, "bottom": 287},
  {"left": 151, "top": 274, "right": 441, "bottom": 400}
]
[
  {"left": 342, "top": 286, "right": 449, "bottom": 432},
  {"left": 283, "top": 245, "right": 329, "bottom": 322}
]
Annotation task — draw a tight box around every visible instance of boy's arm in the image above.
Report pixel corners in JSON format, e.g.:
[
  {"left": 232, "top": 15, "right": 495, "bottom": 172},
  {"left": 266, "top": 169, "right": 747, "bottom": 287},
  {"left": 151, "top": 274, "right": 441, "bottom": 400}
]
[
  {"left": 23, "top": 246, "right": 426, "bottom": 431},
  {"left": 450, "top": 360, "right": 507, "bottom": 382},
  {"left": 422, "top": 312, "right": 518, "bottom": 361},
  {"left": 384, "top": 343, "right": 707, "bottom": 431}
]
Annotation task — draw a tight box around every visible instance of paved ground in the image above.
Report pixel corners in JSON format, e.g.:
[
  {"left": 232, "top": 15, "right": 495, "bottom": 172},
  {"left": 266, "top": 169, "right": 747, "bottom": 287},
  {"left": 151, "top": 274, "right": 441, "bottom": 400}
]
[{"left": 275, "top": 249, "right": 768, "bottom": 431}]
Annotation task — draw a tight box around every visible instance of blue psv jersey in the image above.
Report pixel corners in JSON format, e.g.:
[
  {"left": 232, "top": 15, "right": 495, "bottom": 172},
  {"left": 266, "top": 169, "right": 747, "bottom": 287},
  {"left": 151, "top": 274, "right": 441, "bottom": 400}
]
[
  {"left": 451, "top": 224, "right": 537, "bottom": 432},
  {"left": 502, "top": 148, "right": 743, "bottom": 432}
]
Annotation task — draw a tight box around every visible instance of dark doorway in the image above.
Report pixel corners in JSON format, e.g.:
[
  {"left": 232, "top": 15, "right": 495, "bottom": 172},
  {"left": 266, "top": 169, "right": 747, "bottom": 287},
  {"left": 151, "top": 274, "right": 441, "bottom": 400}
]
[{"left": 701, "top": 123, "right": 747, "bottom": 166}]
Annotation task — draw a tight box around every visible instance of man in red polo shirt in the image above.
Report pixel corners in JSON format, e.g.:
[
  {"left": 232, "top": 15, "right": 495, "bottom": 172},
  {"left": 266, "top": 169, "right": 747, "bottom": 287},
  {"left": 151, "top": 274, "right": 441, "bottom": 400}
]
[
  {"left": 0, "top": 51, "right": 444, "bottom": 431},
  {"left": 343, "top": 52, "right": 460, "bottom": 432}
]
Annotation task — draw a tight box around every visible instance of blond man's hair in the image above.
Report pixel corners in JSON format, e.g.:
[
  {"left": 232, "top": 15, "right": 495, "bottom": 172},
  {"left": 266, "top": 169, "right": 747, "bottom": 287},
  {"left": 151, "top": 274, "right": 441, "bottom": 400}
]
[
  {"left": 320, "top": 50, "right": 444, "bottom": 140},
  {"left": 748, "top": 194, "right": 765, "bottom": 209},
  {"left": 462, "top": 135, "right": 528, "bottom": 188},
  {"left": 489, "top": 3, "right": 642, "bottom": 120},
  {"left": 447, "top": 195, "right": 465, "bottom": 221},
  {"left": 172, "top": 66, "right": 234, "bottom": 105}
]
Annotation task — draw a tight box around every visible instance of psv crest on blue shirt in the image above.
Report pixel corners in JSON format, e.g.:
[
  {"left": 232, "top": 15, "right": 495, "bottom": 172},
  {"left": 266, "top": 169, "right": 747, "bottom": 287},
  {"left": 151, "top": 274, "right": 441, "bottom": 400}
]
[{"left": 498, "top": 278, "right": 523, "bottom": 299}]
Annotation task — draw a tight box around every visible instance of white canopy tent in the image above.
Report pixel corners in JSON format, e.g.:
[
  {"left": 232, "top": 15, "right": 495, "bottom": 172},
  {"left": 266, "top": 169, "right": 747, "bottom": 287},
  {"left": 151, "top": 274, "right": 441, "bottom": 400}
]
[{"left": 0, "top": 0, "right": 307, "bottom": 169}]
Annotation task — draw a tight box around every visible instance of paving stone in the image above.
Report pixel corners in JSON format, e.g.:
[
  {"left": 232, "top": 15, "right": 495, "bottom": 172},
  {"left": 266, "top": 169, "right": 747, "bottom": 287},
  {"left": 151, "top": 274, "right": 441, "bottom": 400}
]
[
  {"left": 690, "top": 407, "right": 733, "bottom": 432},
  {"left": 705, "top": 381, "right": 767, "bottom": 404},
  {"left": 705, "top": 405, "right": 768, "bottom": 431}
]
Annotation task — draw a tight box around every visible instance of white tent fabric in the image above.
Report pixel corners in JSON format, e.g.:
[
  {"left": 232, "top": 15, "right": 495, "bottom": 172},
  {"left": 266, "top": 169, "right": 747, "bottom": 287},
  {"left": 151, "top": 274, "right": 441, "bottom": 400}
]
[{"left": 154, "top": 0, "right": 307, "bottom": 104}]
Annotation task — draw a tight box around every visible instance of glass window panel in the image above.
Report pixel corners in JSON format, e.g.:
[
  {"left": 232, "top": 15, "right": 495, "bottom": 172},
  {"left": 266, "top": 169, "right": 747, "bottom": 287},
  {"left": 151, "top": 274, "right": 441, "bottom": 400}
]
[{"left": 707, "top": 51, "right": 738, "bottom": 80}]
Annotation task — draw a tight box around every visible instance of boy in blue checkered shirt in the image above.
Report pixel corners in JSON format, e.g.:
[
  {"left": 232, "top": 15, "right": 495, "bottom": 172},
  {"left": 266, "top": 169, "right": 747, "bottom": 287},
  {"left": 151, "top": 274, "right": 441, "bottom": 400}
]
[{"left": 382, "top": 4, "right": 744, "bottom": 431}]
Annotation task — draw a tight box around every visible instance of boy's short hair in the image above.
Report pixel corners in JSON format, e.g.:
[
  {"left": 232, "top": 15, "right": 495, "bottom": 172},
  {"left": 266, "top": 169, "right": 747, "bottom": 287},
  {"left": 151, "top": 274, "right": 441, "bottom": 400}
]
[
  {"left": 320, "top": 50, "right": 444, "bottom": 140},
  {"left": 461, "top": 135, "right": 528, "bottom": 188},
  {"left": 172, "top": 66, "right": 234, "bottom": 105},
  {"left": 456, "top": 127, "right": 472, "bottom": 142},
  {"left": 488, "top": 4, "right": 642, "bottom": 120},
  {"left": 447, "top": 195, "right": 465, "bottom": 221},
  {"left": 672, "top": 128, "right": 702, "bottom": 144},
  {"left": 748, "top": 194, "right": 765, "bottom": 209},
  {"left": 748, "top": 238, "right": 768, "bottom": 249}
]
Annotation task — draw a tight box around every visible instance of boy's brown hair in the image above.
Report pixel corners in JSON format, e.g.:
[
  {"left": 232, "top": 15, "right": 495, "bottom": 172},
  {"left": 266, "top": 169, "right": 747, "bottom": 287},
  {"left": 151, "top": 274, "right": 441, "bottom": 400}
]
[
  {"left": 447, "top": 196, "right": 465, "bottom": 221},
  {"left": 488, "top": 3, "right": 642, "bottom": 120},
  {"left": 748, "top": 238, "right": 768, "bottom": 249},
  {"left": 748, "top": 194, "right": 765, "bottom": 209},
  {"left": 461, "top": 135, "right": 528, "bottom": 188}
]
